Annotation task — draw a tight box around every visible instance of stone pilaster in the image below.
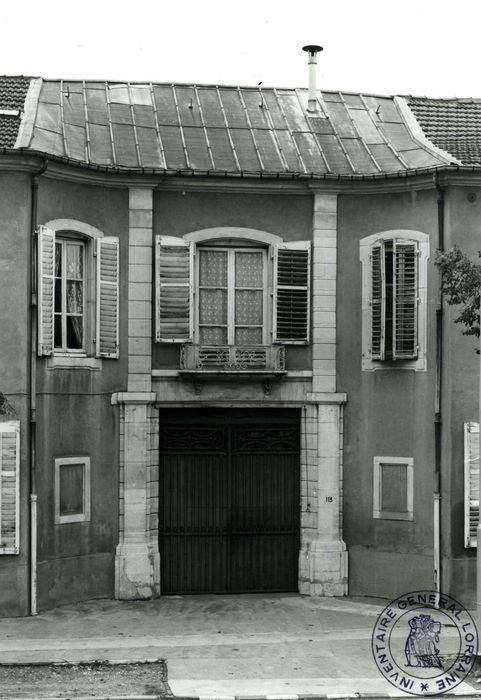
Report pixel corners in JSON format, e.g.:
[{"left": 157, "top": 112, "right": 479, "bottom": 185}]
[
  {"left": 299, "top": 399, "right": 347, "bottom": 596},
  {"left": 114, "top": 186, "right": 159, "bottom": 599},
  {"left": 299, "top": 191, "right": 347, "bottom": 596},
  {"left": 128, "top": 188, "right": 153, "bottom": 393},
  {"left": 312, "top": 193, "right": 337, "bottom": 394},
  {"left": 114, "top": 392, "right": 159, "bottom": 599}
]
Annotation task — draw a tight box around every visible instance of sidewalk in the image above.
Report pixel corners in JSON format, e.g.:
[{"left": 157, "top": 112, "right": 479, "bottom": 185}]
[{"left": 0, "top": 594, "right": 478, "bottom": 698}]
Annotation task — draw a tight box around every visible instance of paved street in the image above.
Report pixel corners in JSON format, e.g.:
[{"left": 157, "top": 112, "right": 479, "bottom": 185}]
[{"left": 0, "top": 594, "right": 478, "bottom": 697}]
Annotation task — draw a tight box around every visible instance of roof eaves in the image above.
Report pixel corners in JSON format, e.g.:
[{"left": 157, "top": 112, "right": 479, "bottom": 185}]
[{"left": 4, "top": 146, "right": 481, "bottom": 182}]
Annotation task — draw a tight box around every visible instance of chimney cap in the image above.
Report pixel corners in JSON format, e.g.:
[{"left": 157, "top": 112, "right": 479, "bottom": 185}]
[{"left": 302, "top": 44, "right": 323, "bottom": 55}]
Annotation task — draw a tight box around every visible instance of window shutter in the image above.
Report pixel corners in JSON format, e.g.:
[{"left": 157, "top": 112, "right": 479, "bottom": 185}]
[
  {"left": 155, "top": 235, "right": 194, "bottom": 343},
  {"left": 273, "top": 241, "right": 310, "bottom": 344},
  {"left": 371, "top": 241, "right": 385, "bottom": 360},
  {"left": 37, "top": 225, "right": 55, "bottom": 356},
  {"left": 393, "top": 240, "right": 418, "bottom": 360},
  {"left": 464, "top": 421, "right": 479, "bottom": 548},
  {"left": 0, "top": 421, "right": 20, "bottom": 555},
  {"left": 96, "top": 237, "right": 119, "bottom": 358}
]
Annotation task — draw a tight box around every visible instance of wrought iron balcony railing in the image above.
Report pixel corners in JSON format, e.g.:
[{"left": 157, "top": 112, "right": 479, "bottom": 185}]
[{"left": 179, "top": 345, "right": 285, "bottom": 373}]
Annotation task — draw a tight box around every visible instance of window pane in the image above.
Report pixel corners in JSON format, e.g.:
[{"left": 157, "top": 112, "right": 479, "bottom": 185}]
[
  {"left": 200, "top": 326, "right": 227, "bottom": 344},
  {"left": 54, "top": 315, "right": 62, "bottom": 348},
  {"left": 199, "top": 289, "right": 227, "bottom": 324},
  {"left": 59, "top": 463, "right": 84, "bottom": 516},
  {"left": 199, "top": 250, "right": 227, "bottom": 286},
  {"left": 235, "top": 327, "right": 263, "bottom": 345},
  {"left": 66, "top": 243, "right": 83, "bottom": 280},
  {"left": 67, "top": 281, "right": 83, "bottom": 313},
  {"left": 66, "top": 316, "right": 83, "bottom": 349},
  {"left": 54, "top": 279, "right": 62, "bottom": 312},
  {"left": 235, "top": 289, "right": 263, "bottom": 324},
  {"left": 235, "top": 251, "right": 263, "bottom": 287},
  {"left": 55, "top": 243, "right": 62, "bottom": 276}
]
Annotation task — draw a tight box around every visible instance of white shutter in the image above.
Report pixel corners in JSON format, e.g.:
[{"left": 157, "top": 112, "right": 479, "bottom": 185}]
[
  {"left": 155, "top": 235, "right": 194, "bottom": 343},
  {"left": 0, "top": 421, "right": 20, "bottom": 555},
  {"left": 371, "top": 241, "right": 385, "bottom": 360},
  {"left": 393, "top": 239, "right": 418, "bottom": 360},
  {"left": 273, "top": 241, "right": 310, "bottom": 344},
  {"left": 464, "top": 421, "right": 479, "bottom": 548},
  {"left": 37, "top": 225, "right": 55, "bottom": 356},
  {"left": 96, "top": 237, "right": 119, "bottom": 358}
]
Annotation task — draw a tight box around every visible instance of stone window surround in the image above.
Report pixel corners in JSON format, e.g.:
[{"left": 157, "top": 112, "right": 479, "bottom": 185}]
[
  {"left": 54, "top": 456, "right": 91, "bottom": 525},
  {"left": 44, "top": 219, "right": 105, "bottom": 371},
  {"left": 360, "top": 229, "right": 430, "bottom": 372},
  {"left": 372, "top": 456, "right": 414, "bottom": 521}
]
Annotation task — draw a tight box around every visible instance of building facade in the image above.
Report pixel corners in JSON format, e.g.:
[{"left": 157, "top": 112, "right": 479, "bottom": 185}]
[{"left": 0, "top": 75, "right": 480, "bottom": 616}]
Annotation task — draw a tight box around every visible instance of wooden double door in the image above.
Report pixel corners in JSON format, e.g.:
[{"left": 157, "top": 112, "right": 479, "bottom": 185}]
[{"left": 158, "top": 409, "right": 300, "bottom": 594}]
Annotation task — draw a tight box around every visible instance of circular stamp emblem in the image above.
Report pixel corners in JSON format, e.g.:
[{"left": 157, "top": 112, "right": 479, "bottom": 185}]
[{"left": 371, "top": 590, "right": 478, "bottom": 696}]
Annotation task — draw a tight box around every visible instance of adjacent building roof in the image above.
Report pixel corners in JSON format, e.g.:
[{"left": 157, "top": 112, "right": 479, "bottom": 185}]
[
  {"left": 0, "top": 76, "right": 32, "bottom": 148},
  {"left": 407, "top": 96, "right": 481, "bottom": 165},
  {"left": 3, "top": 75, "right": 480, "bottom": 177}
]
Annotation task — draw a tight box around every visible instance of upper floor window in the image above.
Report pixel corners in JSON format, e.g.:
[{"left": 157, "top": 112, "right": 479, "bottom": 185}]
[
  {"left": 54, "top": 238, "right": 85, "bottom": 352},
  {"left": 37, "top": 224, "right": 120, "bottom": 359},
  {"left": 155, "top": 233, "right": 311, "bottom": 347},
  {"left": 198, "top": 247, "right": 267, "bottom": 345},
  {"left": 360, "top": 230, "right": 429, "bottom": 372}
]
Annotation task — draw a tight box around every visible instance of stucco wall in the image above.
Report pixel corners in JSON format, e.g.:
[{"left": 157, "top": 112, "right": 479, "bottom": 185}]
[
  {"left": 34, "top": 178, "right": 129, "bottom": 609},
  {"left": 337, "top": 189, "right": 438, "bottom": 599},
  {"left": 441, "top": 185, "right": 481, "bottom": 605},
  {"left": 0, "top": 172, "right": 31, "bottom": 615}
]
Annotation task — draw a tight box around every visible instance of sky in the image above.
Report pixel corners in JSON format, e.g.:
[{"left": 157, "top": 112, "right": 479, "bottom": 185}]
[{"left": 2, "top": 0, "right": 481, "bottom": 98}]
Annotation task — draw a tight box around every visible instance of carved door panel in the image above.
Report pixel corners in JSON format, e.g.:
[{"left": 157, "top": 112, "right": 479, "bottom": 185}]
[{"left": 159, "top": 410, "right": 300, "bottom": 594}]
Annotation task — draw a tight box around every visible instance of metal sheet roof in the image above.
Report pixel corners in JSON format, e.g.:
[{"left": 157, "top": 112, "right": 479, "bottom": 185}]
[{"left": 14, "top": 79, "right": 449, "bottom": 175}]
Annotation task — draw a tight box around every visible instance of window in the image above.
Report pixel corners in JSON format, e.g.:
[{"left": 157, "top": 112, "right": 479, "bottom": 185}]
[
  {"left": 464, "top": 421, "right": 479, "bottom": 548},
  {"left": 0, "top": 421, "right": 20, "bottom": 554},
  {"left": 373, "top": 456, "right": 413, "bottom": 521},
  {"left": 54, "top": 456, "right": 91, "bottom": 525},
  {"left": 360, "top": 230, "right": 429, "bottom": 371},
  {"left": 54, "top": 238, "right": 85, "bottom": 352},
  {"left": 38, "top": 224, "right": 119, "bottom": 360},
  {"left": 198, "top": 247, "right": 266, "bottom": 345},
  {"left": 155, "top": 234, "right": 310, "bottom": 346}
]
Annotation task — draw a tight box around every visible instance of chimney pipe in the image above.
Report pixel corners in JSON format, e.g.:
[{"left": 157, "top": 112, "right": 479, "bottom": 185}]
[{"left": 302, "top": 44, "right": 323, "bottom": 112}]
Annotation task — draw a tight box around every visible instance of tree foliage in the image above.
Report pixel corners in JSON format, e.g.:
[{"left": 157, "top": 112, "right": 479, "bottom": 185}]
[{"left": 435, "top": 247, "right": 481, "bottom": 349}]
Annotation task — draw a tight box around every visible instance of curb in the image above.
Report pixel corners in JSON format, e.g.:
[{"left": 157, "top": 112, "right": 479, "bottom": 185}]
[{"left": 7, "top": 694, "right": 481, "bottom": 700}]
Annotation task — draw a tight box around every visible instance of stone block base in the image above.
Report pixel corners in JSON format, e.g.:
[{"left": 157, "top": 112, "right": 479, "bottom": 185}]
[
  {"left": 115, "top": 544, "right": 160, "bottom": 599},
  {"left": 299, "top": 539, "right": 348, "bottom": 596}
]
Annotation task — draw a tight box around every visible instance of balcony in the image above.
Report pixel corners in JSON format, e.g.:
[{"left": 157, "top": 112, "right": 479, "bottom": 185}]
[{"left": 179, "top": 345, "right": 286, "bottom": 381}]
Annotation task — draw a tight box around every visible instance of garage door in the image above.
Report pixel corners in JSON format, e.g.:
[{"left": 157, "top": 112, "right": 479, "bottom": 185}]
[{"left": 159, "top": 409, "right": 300, "bottom": 594}]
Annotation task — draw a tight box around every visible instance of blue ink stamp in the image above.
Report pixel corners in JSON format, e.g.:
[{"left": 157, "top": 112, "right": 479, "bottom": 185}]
[{"left": 371, "top": 590, "right": 478, "bottom": 695}]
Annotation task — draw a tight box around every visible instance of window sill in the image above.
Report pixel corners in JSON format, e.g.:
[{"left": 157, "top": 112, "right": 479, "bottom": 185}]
[
  {"left": 362, "top": 356, "right": 427, "bottom": 372},
  {"left": 178, "top": 369, "right": 287, "bottom": 381},
  {"left": 47, "top": 356, "right": 102, "bottom": 371}
]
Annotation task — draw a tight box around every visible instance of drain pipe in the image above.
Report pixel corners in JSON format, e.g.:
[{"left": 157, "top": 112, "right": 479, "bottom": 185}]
[
  {"left": 434, "top": 173, "right": 444, "bottom": 599},
  {"left": 29, "top": 158, "right": 48, "bottom": 616}
]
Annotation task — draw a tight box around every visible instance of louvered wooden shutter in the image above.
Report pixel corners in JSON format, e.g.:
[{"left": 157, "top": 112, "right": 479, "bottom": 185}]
[
  {"left": 155, "top": 236, "right": 193, "bottom": 343},
  {"left": 370, "top": 241, "right": 385, "bottom": 360},
  {"left": 393, "top": 240, "right": 418, "bottom": 360},
  {"left": 464, "top": 421, "right": 479, "bottom": 548},
  {"left": 0, "top": 421, "right": 20, "bottom": 555},
  {"left": 96, "top": 237, "right": 119, "bottom": 358},
  {"left": 37, "top": 225, "right": 55, "bottom": 356},
  {"left": 273, "top": 241, "right": 311, "bottom": 344}
]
